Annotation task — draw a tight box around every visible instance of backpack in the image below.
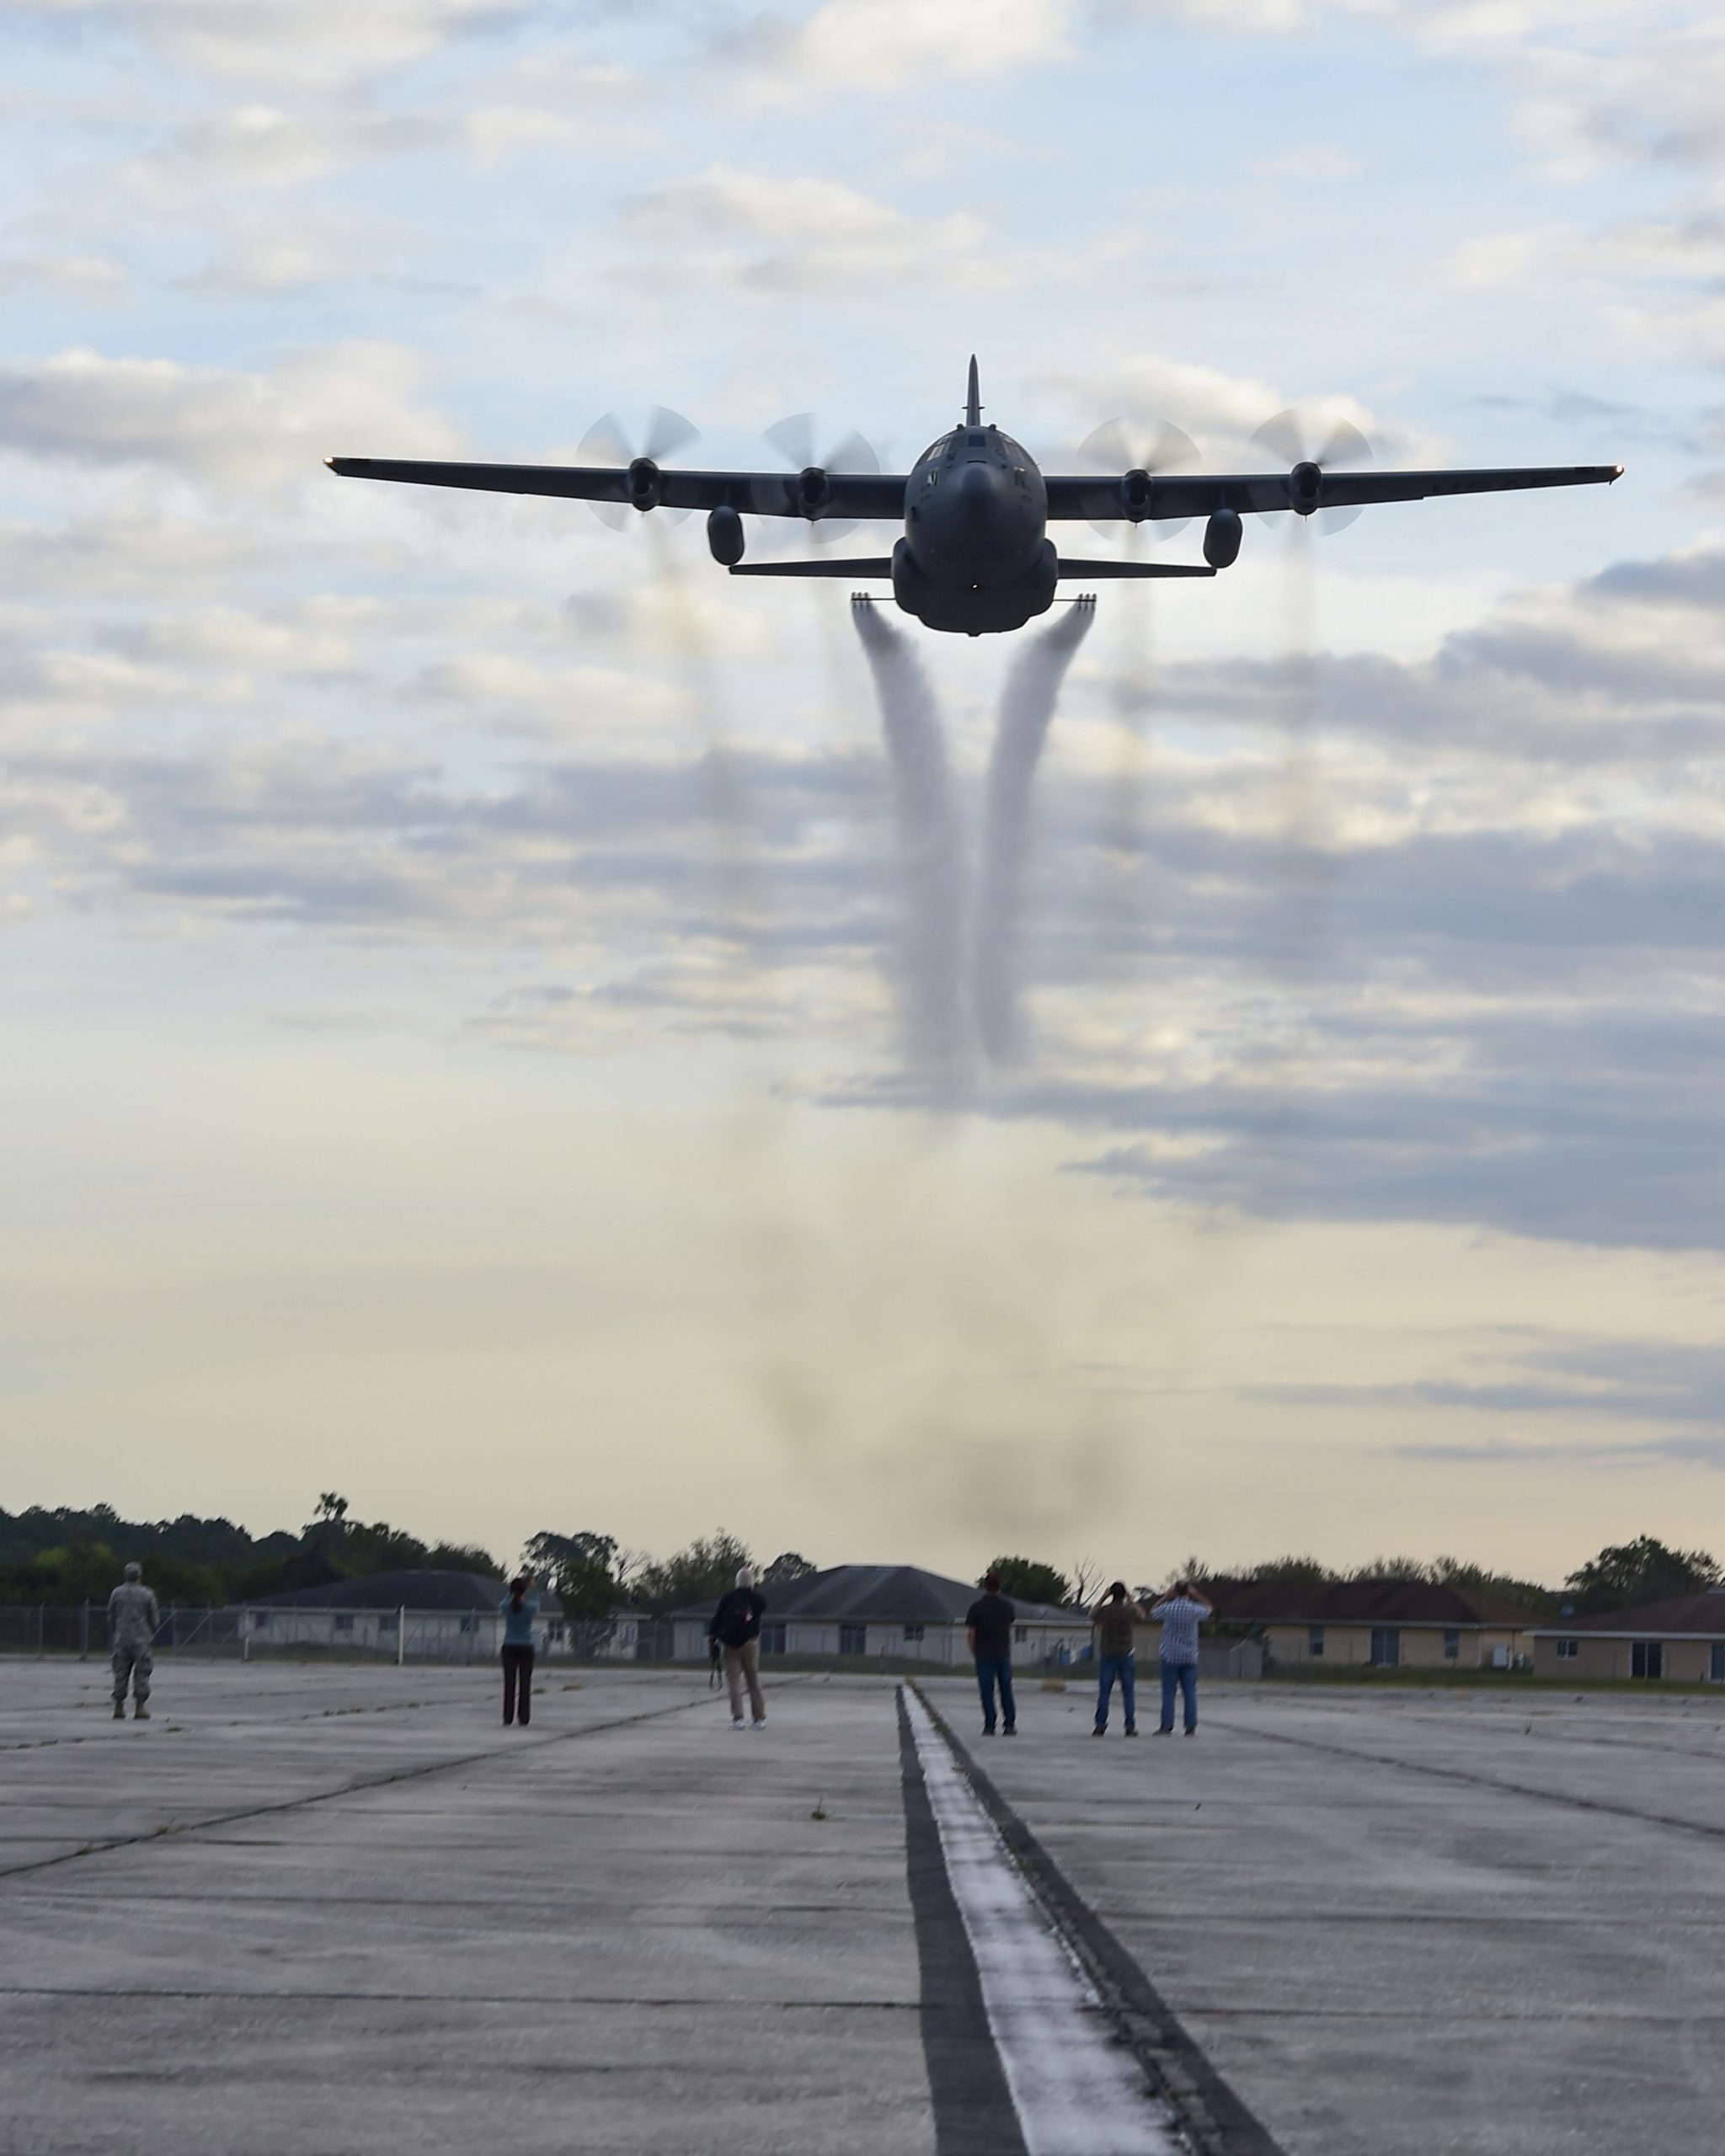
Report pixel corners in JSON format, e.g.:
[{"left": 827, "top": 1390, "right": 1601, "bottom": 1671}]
[{"left": 716, "top": 1593, "right": 759, "bottom": 1649}]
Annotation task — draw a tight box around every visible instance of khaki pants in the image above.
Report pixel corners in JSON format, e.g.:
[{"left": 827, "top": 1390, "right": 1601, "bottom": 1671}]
[{"left": 723, "top": 1641, "right": 765, "bottom": 1722}]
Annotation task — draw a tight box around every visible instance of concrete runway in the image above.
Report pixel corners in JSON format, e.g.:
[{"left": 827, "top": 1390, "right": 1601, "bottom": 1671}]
[{"left": 3, "top": 1659, "right": 1724, "bottom": 2154}]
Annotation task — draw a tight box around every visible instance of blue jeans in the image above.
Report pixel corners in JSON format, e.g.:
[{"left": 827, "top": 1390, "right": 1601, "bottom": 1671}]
[
  {"left": 1094, "top": 1653, "right": 1135, "bottom": 1731},
  {"left": 975, "top": 1655, "right": 1015, "bottom": 1732},
  {"left": 1160, "top": 1660, "right": 1197, "bottom": 1732}
]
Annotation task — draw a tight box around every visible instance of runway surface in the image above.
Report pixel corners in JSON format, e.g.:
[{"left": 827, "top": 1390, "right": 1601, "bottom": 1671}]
[{"left": 3, "top": 1659, "right": 1723, "bottom": 2153}]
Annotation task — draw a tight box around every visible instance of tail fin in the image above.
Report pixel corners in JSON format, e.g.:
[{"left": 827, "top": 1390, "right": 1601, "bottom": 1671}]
[{"left": 966, "top": 355, "right": 981, "bottom": 427}]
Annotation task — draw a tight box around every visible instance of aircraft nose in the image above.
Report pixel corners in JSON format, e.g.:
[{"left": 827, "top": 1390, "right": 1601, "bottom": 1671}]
[{"left": 955, "top": 462, "right": 995, "bottom": 515}]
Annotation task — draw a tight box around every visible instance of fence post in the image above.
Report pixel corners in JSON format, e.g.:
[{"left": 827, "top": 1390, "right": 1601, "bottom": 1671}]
[
  {"left": 397, "top": 1608, "right": 405, "bottom": 1668},
  {"left": 80, "top": 1600, "right": 89, "bottom": 1661},
  {"left": 38, "top": 1604, "right": 45, "bottom": 1657},
  {"left": 242, "top": 1609, "right": 250, "bottom": 1663}
]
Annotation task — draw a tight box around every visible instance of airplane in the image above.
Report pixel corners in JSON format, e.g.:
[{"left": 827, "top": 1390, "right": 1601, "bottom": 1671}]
[{"left": 327, "top": 357, "right": 1621, "bottom": 638}]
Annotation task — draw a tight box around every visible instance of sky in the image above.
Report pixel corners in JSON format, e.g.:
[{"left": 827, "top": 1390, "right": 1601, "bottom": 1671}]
[{"left": 4, "top": 0, "right": 1725, "bottom": 1589}]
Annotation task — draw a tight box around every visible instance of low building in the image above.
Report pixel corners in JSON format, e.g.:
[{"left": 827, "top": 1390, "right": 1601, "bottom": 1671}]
[
  {"left": 1528, "top": 1590, "right": 1725, "bottom": 1682},
  {"left": 1208, "top": 1577, "right": 1537, "bottom": 1671},
  {"left": 249, "top": 1569, "right": 563, "bottom": 1658},
  {"left": 669, "top": 1564, "right": 1093, "bottom": 1667}
]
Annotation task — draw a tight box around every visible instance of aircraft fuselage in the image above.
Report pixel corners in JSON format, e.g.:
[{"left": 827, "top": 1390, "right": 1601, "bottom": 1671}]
[{"left": 895, "top": 424, "right": 1055, "bottom": 635}]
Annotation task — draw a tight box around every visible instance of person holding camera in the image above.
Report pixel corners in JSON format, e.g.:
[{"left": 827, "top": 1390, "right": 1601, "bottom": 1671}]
[{"left": 499, "top": 1571, "right": 540, "bottom": 1728}]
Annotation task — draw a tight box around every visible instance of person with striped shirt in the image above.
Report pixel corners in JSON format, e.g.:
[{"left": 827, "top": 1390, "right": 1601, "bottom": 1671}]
[{"left": 1152, "top": 1578, "right": 1213, "bottom": 1735}]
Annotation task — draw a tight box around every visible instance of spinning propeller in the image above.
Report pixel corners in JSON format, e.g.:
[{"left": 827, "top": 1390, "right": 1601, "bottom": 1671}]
[
  {"left": 1075, "top": 419, "right": 1202, "bottom": 540},
  {"left": 756, "top": 414, "right": 880, "bottom": 542},
  {"left": 1250, "top": 407, "right": 1375, "bottom": 533},
  {"left": 574, "top": 406, "right": 702, "bottom": 528}
]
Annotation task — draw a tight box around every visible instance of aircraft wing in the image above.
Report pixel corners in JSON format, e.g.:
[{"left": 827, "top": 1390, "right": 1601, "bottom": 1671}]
[
  {"left": 1044, "top": 464, "right": 1624, "bottom": 521},
  {"left": 326, "top": 456, "right": 908, "bottom": 520}
]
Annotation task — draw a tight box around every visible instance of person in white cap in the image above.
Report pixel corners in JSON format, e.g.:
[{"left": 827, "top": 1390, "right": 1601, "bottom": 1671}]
[{"left": 707, "top": 1565, "right": 766, "bottom": 1727}]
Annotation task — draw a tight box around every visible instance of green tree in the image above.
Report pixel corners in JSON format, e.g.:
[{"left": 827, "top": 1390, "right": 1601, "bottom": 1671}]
[
  {"left": 985, "top": 1556, "right": 1071, "bottom": 1608},
  {"left": 525, "top": 1531, "right": 628, "bottom": 1651},
  {"left": 425, "top": 1541, "right": 500, "bottom": 1576},
  {"left": 633, "top": 1530, "right": 752, "bottom": 1617},
  {"left": 763, "top": 1551, "right": 816, "bottom": 1583},
  {"left": 1564, "top": 1535, "right": 1718, "bottom": 1614},
  {"left": 1242, "top": 1555, "right": 1335, "bottom": 1584}
]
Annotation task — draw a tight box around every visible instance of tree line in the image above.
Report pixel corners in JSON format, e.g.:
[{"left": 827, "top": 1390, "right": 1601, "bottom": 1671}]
[{"left": 3, "top": 1497, "right": 1714, "bottom": 1624}]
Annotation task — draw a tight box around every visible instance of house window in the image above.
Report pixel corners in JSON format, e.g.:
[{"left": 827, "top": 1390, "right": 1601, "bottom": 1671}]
[
  {"left": 334, "top": 1614, "right": 354, "bottom": 1634},
  {"left": 1712, "top": 1644, "right": 1725, "bottom": 1683},
  {"left": 252, "top": 1609, "right": 271, "bottom": 1629},
  {"left": 1443, "top": 1629, "right": 1460, "bottom": 1660},
  {"left": 1631, "top": 1641, "right": 1664, "bottom": 1680},
  {"left": 377, "top": 1611, "right": 396, "bottom": 1632},
  {"left": 903, "top": 1625, "right": 924, "bottom": 1644},
  {"left": 761, "top": 1622, "right": 787, "bottom": 1655},
  {"left": 1370, "top": 1627, "right": 1401, "bottom": 1668},
  {"left": 1308, "top": 1626, "right": 1324, "bottom": 1658},
  {"left": 1556, "top": 1639, "right": 1579, "bottom": 1660},
  {"left": 1015, "top": 1626, "right": 1028, "bottom": 1646},
  {"left": 459, "top": 1615, "right": 477, "bottom": 1635},
  {"left": 839, "top": 1624, "right": 866, "bottom": 1656}
]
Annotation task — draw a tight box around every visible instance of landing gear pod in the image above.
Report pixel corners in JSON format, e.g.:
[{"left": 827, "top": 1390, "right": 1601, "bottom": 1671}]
[
  {"left": 707, "top": 505, "right": 745, "bottom": 566},
  {"left": 1204, "top": 508, "right": 1243, "bottom": 568}
]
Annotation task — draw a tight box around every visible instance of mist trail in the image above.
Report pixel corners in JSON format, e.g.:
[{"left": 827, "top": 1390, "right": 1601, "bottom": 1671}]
[
  {"left": 851, "top": 600, "right": 969, "bottom": 1096},
  {"left": 973, "top": 602, "right": 1097, "bottom": 1065}
]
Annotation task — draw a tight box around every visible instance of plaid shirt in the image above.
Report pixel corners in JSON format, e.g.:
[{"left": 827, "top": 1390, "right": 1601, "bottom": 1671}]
[{"left": 1154, "top": 1596, "right": 1207, "bottom": 1664}]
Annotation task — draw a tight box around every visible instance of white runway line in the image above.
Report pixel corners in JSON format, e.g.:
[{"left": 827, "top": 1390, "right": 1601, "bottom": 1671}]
[{"left": 903, "top": 1686, "right": 1183, "bottom": 2156}]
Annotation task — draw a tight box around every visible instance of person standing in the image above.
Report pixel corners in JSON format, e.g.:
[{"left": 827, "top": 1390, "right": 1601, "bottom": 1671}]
[
  {"left": 708, "top": 1565, "right": 766, "bottom": 1729},
  {"left": 1153, "top": 1577, "right": 1213, "bottom": 1735},
  {"left": 1091, "top": 1582, "right": 1146, "bottom": 1737},
  {"left": 499, "top": 1571, "right": 539, "bottom": 1728},
  {"left": 966, "top": 1572, "right": 1017, "bottom": 1737},
  {"left": 108, "top": 1561, "right": 159, "bottom": 1721}
]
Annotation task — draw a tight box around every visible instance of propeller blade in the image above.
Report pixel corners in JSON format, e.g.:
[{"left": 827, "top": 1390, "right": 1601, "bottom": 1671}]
[
  {"left": 1251, "top": 408, "right": 1309, "bottom": 468},
  {"left": 644, "top": 405, "right": 700, "bottom": 464},
  {"left": 1076, "top": 418, "right": 1198, "bottom": 538},
  {"left": 1076, "top": 419, "right": 1136, "bottom": 472},
  {"left": 762, "top": 413, "right": 817, "bottom": 471},
  {"left": 1314, "top": 414, "right": 1372, "bottom": 470},
  {"left": 820, "top": 429, "right": 879, "bottom": 475}
]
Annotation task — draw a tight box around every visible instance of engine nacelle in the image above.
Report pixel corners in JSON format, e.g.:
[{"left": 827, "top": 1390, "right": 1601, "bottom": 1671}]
[
  {"left": 707, "top": 505, "right": 745, "bottom": 566},
  {"left": 795, "top": 465, "right": 832, "bottom": 517},
  {"left": 628, "top": 456, "right": 663, "bottom": 512},
  {"left": 1204, "top": 508, "right": 1243, "bottom": 568},
  {"left": 1121, "top": 467, "right": 1152, "bottom": 520},
  {"left": 1288, "top": 460, "right": 1322, "bottom": 515}
]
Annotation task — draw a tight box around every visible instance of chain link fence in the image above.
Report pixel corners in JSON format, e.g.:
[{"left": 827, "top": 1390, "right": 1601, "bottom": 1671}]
[{"left": 0, "top": 1604, "right": 625, "bottom": 1665}]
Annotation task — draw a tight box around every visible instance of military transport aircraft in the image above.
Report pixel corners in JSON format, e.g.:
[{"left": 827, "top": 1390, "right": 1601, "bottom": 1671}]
[{"left": 327, "top": 358, "right": 1621, "bottom": 638}]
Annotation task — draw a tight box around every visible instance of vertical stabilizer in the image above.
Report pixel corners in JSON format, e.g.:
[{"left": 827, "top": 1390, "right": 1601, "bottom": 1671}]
[{"left": 966, "top": 355, "right": 981, "bottom": 427}]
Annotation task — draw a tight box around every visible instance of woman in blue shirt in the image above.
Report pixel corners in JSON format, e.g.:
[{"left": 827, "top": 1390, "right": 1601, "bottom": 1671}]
[{"left": 499, "top": 1571, "right": 540, "bottom": 1727}]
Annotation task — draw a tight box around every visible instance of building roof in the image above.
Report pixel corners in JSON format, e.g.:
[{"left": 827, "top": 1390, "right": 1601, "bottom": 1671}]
[
  {"left": 1207, "top": 1577, "right": 1541, "bottom": 1630},
  {"left": 257, "top": 1569, "right": 560, "bottom": 1614},
  {"left": 670, "top": 1563, "right": 1077, "bottom": 1627},
  {"left": 1528, "top": 1588, "right": 1725, "bottom": 1638}
]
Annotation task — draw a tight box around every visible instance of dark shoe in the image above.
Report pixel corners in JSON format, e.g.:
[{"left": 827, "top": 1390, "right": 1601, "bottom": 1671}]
[
  {"left": 133, "top": 1705, "right": 150, "bottom": 1721},
  {"left": 113, "top": 1701, "right": 126, "bottom": 1720},
  {"left": 1184, "top": 1726, "right": 1196, "bottom": 1737},
  {"left": 1156, "top": 1726, "right": 1173, "bottom": 1736},
  {"left": 1003, "top": 1726, "right": 1017, "bottom": 1736},
  {"left": 1092, "top": 1726, "right": 1107, "bottom": 1737},
  {"left": 1124, "top": 1724, "right": 1139, "bottom": 1737}
]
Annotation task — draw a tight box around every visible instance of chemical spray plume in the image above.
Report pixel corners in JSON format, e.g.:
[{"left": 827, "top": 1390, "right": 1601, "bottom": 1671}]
[
  {"left": 973, "top": 602, "right": 1096, "bottom": 1065},
  {"left": 851, "top": 601, "right": 969, "bottom": 1097}
]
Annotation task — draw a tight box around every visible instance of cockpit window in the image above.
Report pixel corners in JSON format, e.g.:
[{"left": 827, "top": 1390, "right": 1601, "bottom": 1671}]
[{"left": 967, "top": 431, "right": 985, "bottom": 448}]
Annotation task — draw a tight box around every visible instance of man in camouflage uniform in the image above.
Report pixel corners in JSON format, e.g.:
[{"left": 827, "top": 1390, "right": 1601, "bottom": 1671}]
[{"left": 108, "top": 1561, "right": 159, "bottom": 1721}]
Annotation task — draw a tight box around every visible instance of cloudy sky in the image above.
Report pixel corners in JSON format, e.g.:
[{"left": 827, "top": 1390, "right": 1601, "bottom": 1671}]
[{"left": 4, "top": 0, "right": 1725, "bottom": 1587}]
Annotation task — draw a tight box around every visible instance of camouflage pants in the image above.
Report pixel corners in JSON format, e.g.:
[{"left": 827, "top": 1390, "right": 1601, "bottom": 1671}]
[{"left": 111, "top": 1641, "right": 152, "bottom": 1705}]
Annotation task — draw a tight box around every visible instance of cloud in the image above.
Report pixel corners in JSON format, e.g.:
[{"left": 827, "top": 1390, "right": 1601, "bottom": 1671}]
[
  {"left": 128, "top": 104, "right": 438, "bottom": 195},
  {"left": 750, "top": 0, "right": 1074, "bottom": 91},
  {"left": 0, "top": 342, "right": 462, "bottom": 489},
  {"left": 16, "top": 1, "right": 529, "bottom": 91},
  {"left": 623, "top": 165, "right": 989, "bottom": 295}
]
